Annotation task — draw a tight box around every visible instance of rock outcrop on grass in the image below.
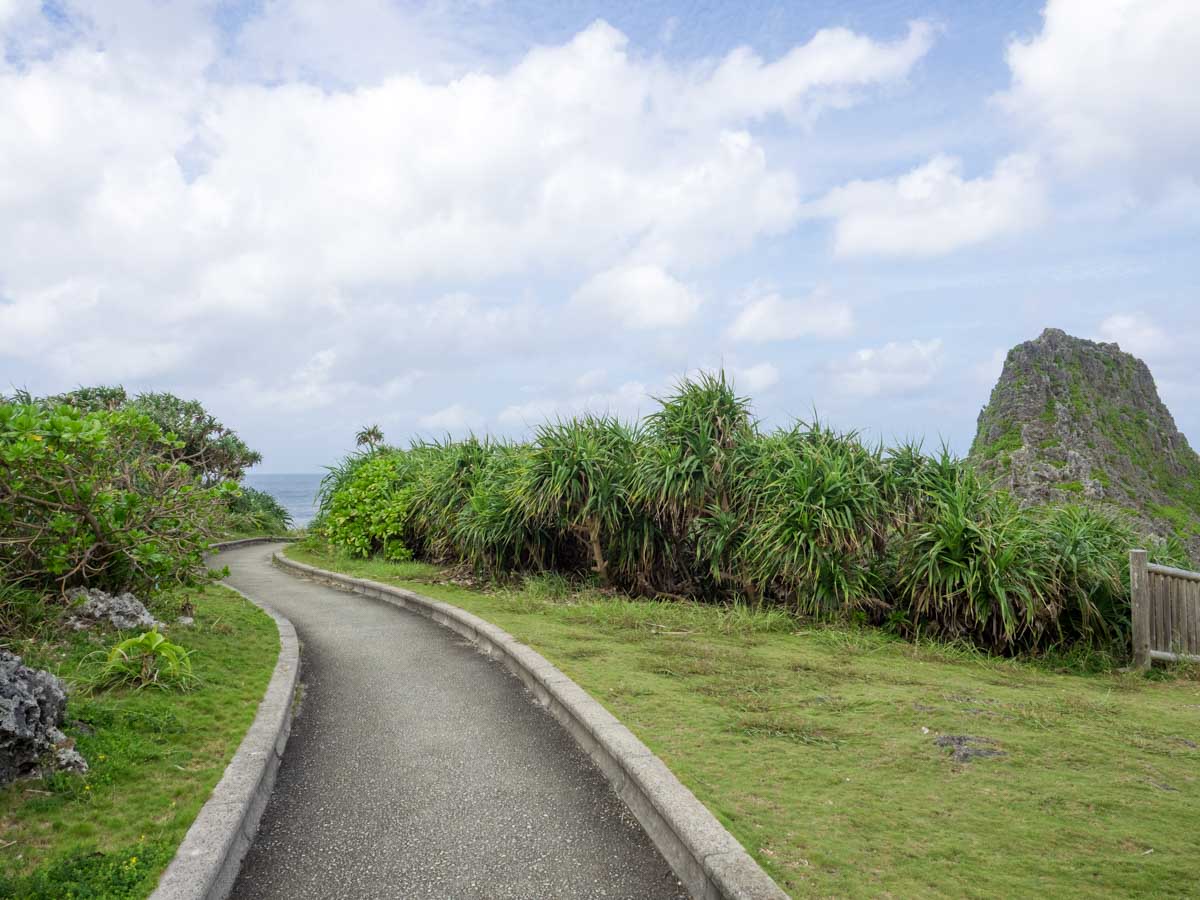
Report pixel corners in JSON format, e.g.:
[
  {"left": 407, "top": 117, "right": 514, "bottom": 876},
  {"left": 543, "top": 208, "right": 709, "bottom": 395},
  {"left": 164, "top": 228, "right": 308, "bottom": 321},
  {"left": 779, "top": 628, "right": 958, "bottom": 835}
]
[
  {"left": 0, "top": 651, "right": 87, "bottom": 785},
  {"left": 66, "top": 587, "right": 161, "bottom": 632},
  {"left": 970, "top": 328, "right": 1200, "bottom": 560}
]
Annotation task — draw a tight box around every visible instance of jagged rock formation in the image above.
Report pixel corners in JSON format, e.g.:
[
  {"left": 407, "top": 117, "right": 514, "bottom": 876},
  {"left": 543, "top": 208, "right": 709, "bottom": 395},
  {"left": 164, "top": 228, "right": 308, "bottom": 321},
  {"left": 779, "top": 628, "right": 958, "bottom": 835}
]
[
  {"left": 970, "top": 328, "right": 1200, "bottom": 558},
  {"left": 66, "top": 588, "right": 161, "bottom": 632},
  {"left": 0, "top": 651, "right": 87, "bottom": 784}
]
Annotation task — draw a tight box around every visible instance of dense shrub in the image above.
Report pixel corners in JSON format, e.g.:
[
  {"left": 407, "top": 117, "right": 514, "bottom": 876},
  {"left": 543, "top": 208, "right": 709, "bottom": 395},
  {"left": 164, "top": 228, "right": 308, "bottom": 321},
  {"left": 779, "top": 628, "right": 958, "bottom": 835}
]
[
  {"left": 15, "top": 386, "right": 263, "bottom": 485},
  {"left": 738, "top": 424, "right": 891, "bottom": 614},
  {"left": 0, "top": 402, "right": 230, "bottom": 596},
  {"left": 315, "top": 373, "right": 1181, "bottom": 656},
  {"left": 227, "top": 486, "right": 293, "bottom": 534},
  {"left": 892, "top": 464, "right": 1058, "bottom": 648},
  {"left": 519, "top": 416, "right": 640, "bottom": 586},
  {"left": 324, "top": 453, "right": 414, "bottom": 560}
]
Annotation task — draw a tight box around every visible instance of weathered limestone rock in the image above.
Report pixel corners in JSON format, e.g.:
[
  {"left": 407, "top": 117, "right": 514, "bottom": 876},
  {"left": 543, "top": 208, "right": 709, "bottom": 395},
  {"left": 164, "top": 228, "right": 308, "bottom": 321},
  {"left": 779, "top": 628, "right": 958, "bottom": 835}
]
[
  {"left": 970, "top": 328, "right": 1200, "bottom": 561},
  {"left": 66, "top": 587, "right": 161, "bottom": 631},
  {"left": 0, "top": 651, "right": 87, "bottom": 784}
]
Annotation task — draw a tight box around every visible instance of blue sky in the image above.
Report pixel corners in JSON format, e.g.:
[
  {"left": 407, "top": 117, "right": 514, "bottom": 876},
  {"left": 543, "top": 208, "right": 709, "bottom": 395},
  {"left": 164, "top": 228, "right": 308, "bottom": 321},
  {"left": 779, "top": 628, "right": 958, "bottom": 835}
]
[{"left": 1, "top": 0, "right": 1196, "bottom": 471}]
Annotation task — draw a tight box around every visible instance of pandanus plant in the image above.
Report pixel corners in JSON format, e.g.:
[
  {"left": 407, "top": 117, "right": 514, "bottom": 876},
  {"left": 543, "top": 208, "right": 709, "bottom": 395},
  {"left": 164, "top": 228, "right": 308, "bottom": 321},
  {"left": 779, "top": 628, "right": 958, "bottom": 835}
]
[
  {"left": 355, "top": 424, "right": 384, "bottom": 452},
  {"left": 630, "top": 371, "right": 758, "bottom": 598},
  {"left": 519, "top": 415, "right": 638, "bottom": 586}
]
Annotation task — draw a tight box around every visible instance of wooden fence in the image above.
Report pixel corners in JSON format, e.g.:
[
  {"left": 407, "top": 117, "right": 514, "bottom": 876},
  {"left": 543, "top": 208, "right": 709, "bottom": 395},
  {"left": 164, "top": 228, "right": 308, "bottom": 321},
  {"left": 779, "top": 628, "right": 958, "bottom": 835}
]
[{"left": 1130, "top": 549, "right": 1200, "bottom": 668}]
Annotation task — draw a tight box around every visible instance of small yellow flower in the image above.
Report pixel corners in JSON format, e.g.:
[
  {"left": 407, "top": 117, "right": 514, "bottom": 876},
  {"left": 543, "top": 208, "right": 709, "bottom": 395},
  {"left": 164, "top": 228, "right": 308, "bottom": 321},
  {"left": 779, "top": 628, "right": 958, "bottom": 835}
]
[
  {"left": 130, "top": 856, "right": 138, "bottom": 865},
  {"left": 84, "top": 785, "right": 91, "bottom": 791},
  {"left": 29, "top": 434, "right": 43, "bottom": 441},
  {"left": 98, "top": 754, "right": 106, "bottom": 761}
]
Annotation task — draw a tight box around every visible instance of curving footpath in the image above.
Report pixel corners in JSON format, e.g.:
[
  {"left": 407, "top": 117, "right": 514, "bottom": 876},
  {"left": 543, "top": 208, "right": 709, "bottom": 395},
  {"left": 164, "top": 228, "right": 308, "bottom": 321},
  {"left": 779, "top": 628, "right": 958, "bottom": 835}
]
[{"left": 220, "top": 542, "right": 690, "bottom": 899}]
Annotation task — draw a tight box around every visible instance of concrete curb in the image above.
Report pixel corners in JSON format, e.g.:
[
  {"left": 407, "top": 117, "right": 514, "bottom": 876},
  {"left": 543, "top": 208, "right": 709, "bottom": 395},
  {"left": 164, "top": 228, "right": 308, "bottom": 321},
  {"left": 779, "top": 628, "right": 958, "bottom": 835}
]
[
  {"left": 150, "top": 543, "right": 301, "bottom": 900},
  {"left": 207, "top": 536, "right": 297, "bottom": 552},
  {"left": 273, "top": 551, "right": 788, "bottom": 900}
]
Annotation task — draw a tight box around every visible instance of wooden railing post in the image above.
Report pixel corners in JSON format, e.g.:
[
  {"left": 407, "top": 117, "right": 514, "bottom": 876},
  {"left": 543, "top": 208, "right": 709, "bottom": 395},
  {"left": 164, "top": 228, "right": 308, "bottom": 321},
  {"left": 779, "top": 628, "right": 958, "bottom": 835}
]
[{"left": 1130, "top": 549, "right": 1150, "bottom": 670}]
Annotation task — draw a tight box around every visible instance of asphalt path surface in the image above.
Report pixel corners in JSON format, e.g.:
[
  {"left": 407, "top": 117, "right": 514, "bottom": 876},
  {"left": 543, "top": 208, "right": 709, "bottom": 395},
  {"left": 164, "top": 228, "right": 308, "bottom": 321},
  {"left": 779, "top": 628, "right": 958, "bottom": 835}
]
[{"left": 221, "top": 543, "right": 687, "bottom": 899}]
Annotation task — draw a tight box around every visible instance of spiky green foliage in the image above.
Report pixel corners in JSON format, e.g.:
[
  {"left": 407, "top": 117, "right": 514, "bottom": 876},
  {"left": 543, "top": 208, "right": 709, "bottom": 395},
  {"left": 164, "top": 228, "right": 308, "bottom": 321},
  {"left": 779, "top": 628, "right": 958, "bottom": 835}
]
[
  {"left": 355, "top": 424, "right": 384, "bottom": 451},
  {"left": 631, "top": 372, "right": 757, "bottom": 596},
  {"left": 738, "top": 424, "right": 890, "bottom": 614},
  {"left": 519, "top": 416, "right": 640, "bottom": 585},
  {"left": 227, "top": 486, "right": 293, "bottom": 534},
  {"left": 456, "top": 443, "right": 553, "bottom": 572},
  {"left": 893, "top": 465, "right": 1059, "bottom": 649},
  {"left": 94, "top": 628, "right": 196, "bottom": 692},
  {"left": 316, "top": 371, "right": 1179, "bottom": 657}
]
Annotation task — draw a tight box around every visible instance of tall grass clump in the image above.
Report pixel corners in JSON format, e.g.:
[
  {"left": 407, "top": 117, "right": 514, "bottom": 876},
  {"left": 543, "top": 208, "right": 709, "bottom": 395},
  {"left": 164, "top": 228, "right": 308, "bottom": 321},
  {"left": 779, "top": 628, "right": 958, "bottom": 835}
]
[{"left": 313, "top": 370, "right": 1180, "bottom": 659}]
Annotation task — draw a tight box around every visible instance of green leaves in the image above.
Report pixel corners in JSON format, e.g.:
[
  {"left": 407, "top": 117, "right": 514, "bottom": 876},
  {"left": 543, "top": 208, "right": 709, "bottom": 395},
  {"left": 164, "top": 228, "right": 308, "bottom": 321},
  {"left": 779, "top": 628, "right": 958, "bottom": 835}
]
[
  {"left": 0, "top": 401, "right": 228, "bottom": 596},
  {"left": 314, "top": 370, "right": 1163, "bottom": 657},
  {"left": 94, "top": 628, "right": 196, "bottom": 692},
  {"left": 227, "top": 486, "right": 293, "bottom": 534}
]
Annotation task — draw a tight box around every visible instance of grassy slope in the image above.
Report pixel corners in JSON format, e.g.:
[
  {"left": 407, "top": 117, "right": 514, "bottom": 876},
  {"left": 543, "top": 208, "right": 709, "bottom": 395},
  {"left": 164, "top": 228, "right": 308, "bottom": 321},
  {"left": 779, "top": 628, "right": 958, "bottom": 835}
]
[
  {"left": 288, "top": 545, "right": 1200, "bottom": 899},
  {"left": 0, "top": 583, "right": 278, "bottom": 898}
]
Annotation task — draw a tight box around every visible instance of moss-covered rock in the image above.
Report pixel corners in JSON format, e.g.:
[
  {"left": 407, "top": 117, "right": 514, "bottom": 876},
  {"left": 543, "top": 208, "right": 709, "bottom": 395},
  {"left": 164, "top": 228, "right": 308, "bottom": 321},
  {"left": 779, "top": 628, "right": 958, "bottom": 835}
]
[{"left": 970, "top": 328, "right": 1200, "bottom": 560}]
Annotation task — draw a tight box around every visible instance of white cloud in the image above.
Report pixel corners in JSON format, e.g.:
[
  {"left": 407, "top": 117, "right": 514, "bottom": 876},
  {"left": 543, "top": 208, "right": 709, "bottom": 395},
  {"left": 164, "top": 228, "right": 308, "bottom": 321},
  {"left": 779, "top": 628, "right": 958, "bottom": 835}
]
[
  {"left": 574, "top": 368, "right": 608, "bottom": 391},
  {"left": 733, "top": 362, "right": 780, "bottom": 393},
  {"left": 1097, "top": 314, "right": 1171, "bottom": 359},
  {"left": 230, "top": 0, "right": 483, "bottom": 85},
  {"left": 668, "top": 21, "right": 934, "bottom": 128},
  {"left": 0, "top": 0, "right": 30, "bottom": 28},
  {"left": 999, "top": 0, "right": 1200, "bottom": 186},
  {"left": 726, "top": 287, "right": 853, "bottom": 342},
  {"left": 571, "top": 264, "right": 701, "bottom": 329},
  {"left": 812, "top": 154, "right": 1045, "bottom": 257},
  {"left": 829, "top": 339, "right": 943, "bottom": 397},
  {"left": 972, "top": 347, "right": 1008, "bottom": 387},
  {"left": 498, "top": 380, "right": 650, "bottom": 428},
  {"left": 239, "top": 349, "right": 344, "bottom": 411},
  {"left": 418, "top": 403, "right": 479, "bottom": 432},
  {"left": 0, "top": 12, "right": 933, "bottom": 387},
  {"left": 0, "top": 5, "right": 954, "bottom": 467}
]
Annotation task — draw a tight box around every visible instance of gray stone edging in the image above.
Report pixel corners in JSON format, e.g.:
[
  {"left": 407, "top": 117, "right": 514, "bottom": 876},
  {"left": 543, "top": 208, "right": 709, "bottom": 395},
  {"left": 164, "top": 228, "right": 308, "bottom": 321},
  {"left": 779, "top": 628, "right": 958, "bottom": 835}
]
[
  {"left": 272, "top": 550, "right": 788, "bottom": 900},
  {"left": 150, "top": 547, "right": 301, "bottom": 900},
  {"left": 208, "top": 536, "right": 297, "bottom": 551}
]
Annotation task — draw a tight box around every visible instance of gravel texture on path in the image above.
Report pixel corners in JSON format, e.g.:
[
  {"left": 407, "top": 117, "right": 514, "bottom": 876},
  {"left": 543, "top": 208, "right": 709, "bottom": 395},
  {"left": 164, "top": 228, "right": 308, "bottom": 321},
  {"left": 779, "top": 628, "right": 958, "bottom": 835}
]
[{"left": 222, "top": 543, "right": 687, "bottom": 900}]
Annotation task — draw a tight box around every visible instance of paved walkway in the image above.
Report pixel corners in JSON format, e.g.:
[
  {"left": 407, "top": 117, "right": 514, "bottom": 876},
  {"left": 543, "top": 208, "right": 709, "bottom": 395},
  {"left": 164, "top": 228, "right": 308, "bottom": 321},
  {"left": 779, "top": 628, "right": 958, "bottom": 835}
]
[{"left": 221, "top": 543, "right": 687, "bottom": 899}]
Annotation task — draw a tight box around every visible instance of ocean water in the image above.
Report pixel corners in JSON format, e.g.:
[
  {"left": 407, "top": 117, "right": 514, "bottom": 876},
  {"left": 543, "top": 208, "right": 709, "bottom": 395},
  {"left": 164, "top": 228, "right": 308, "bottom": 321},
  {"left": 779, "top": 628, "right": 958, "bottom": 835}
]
[{"left": 243, "top": 472, "right": 324, "bottom": 527}]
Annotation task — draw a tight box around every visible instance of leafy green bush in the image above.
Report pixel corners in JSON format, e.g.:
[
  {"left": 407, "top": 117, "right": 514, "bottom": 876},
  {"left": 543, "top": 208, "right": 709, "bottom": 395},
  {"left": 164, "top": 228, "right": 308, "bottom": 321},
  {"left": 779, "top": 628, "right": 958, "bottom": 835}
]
[
  {"left": 0, "top": 402, "right": 231, "bottom": 596},
  {"left": 94, "top": 628, "right": 196, "bottom": 691},
  {"left": 324, "top": 452, "right": 414, "bottom": 560},
  {"left": 36, "top": 386, "right": 261, "bottom": 486}
]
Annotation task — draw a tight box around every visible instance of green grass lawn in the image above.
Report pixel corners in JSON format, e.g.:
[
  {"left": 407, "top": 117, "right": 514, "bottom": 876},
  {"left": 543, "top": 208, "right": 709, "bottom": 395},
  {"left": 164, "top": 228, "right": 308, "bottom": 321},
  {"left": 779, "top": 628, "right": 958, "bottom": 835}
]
[
  {"left": 288, "top": 544, "right": 1200, "bottom": 899},
  {"left": 0, "top": 583, "right": 279, "bottom": 899}
]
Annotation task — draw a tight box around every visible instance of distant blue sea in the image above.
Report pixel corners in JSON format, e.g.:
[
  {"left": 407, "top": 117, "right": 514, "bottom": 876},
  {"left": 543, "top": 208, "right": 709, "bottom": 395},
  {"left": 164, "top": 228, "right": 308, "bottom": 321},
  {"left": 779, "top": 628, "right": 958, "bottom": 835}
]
[{"left": 243, "top": 473, "right": 323, "bottom": 527}]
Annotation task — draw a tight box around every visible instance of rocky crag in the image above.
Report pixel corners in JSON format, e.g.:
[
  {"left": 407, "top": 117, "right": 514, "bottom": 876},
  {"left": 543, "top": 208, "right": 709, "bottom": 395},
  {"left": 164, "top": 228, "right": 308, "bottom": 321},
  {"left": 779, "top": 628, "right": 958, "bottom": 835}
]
[{"left": 970, "top": 328, "right": 1200, "bottom": 560}]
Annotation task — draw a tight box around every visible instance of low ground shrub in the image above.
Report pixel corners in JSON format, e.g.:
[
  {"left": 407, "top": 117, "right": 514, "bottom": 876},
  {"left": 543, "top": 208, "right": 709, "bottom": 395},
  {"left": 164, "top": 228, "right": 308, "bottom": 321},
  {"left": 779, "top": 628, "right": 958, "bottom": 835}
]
[{"left": 93, "top": 629, "right": 196, "bottom": 692}]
